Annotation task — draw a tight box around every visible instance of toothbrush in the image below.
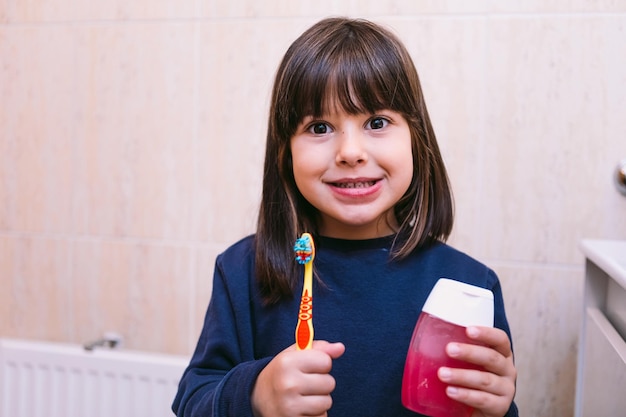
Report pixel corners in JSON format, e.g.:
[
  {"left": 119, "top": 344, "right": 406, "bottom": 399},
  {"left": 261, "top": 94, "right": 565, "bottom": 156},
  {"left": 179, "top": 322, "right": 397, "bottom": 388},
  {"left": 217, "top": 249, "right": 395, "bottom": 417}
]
[{"left": 294, "top": 232, "right": 315, "bottom": 350}]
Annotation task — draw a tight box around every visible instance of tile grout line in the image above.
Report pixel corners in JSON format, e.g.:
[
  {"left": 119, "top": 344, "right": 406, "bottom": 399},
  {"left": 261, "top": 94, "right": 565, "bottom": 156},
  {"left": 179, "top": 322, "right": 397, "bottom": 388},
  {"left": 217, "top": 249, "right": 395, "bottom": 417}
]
[{"left": 188, "top": 16, "right": 202, "bottom": 354}]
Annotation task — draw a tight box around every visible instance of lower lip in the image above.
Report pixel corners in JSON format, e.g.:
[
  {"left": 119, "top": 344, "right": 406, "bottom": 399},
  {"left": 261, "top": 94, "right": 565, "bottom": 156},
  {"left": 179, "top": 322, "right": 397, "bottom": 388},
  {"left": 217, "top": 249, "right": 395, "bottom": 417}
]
[{"left": 329, "top": 181, "right": 383, "bottom": 199}]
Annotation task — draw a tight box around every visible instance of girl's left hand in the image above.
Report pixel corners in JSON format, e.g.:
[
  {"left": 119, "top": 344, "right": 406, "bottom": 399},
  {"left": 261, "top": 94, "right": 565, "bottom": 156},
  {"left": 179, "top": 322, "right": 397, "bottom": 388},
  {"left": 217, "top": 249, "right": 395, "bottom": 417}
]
[{"left": 437, "top": 326, "right": 517, "bottom": 417}]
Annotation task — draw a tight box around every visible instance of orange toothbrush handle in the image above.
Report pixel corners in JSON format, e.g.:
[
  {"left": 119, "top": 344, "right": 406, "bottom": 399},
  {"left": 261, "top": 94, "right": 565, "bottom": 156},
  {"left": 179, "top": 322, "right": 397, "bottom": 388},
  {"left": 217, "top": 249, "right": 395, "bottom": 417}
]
[{"left": 295, "top": 290, "right": 313, "bottom": 350}]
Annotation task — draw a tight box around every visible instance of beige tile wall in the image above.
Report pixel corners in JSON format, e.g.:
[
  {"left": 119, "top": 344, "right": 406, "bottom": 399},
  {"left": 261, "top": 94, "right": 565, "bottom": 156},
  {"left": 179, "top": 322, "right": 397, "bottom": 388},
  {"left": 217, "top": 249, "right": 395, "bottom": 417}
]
[{"left": 2, "top": 1, "right": 626, "bottom": 416}]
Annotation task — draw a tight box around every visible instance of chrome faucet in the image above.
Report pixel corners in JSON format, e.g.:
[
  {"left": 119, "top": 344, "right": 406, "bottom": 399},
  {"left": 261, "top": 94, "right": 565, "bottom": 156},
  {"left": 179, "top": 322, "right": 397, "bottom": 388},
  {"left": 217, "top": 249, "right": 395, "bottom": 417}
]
[
  {"left": 615, "top": 159, "right": 626, "bottom": 196},
  {"left": 83, "top": 332, "right": 123, "bottom": 351}
]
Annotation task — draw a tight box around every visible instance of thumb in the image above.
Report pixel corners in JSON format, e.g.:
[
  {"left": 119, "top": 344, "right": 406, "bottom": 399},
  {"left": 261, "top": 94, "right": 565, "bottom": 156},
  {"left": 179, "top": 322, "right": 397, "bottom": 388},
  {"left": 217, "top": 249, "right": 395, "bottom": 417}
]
[{"left": 312, "top": 340, "right": 346, "bottom": 359}]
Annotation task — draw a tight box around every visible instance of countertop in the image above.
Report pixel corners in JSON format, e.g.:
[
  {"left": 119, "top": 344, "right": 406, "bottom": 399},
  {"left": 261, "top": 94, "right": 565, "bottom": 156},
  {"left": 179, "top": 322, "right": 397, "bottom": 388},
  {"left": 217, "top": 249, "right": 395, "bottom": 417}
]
[{"left": 580, "top": 239, "right": 626, "bottom": 290}]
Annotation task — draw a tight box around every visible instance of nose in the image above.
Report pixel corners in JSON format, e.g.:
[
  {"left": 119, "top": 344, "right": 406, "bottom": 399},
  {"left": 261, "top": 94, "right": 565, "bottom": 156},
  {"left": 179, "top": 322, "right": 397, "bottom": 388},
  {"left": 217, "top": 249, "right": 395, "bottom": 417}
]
[{"left": 336, "top": 128, "right": 368, "bottom": 166}]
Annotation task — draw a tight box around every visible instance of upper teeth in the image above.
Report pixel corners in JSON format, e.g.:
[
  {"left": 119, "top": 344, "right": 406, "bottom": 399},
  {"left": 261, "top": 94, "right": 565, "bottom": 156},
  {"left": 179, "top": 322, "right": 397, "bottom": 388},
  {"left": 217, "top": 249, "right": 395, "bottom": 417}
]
[{"left": 336, "top": 181, "right": 375, "bottom": 188}]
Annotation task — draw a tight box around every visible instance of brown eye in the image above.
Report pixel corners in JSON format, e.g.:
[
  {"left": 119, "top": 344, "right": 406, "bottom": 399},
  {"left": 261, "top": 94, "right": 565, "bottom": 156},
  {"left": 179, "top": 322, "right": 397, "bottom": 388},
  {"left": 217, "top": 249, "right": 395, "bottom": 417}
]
[
  {"left": 368, "top": 117, "right": 388, "bottom": 130},
  {"left": 310, "top": 123, "right": 329, "bottom": 134}
]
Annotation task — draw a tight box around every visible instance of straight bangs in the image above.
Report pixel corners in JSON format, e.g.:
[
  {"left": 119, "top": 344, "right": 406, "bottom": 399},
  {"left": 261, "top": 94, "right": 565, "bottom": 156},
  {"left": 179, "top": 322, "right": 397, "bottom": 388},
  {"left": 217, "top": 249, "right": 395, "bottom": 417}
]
[{"left": 281, "top": 24, "right": 417, "bottom": 137}]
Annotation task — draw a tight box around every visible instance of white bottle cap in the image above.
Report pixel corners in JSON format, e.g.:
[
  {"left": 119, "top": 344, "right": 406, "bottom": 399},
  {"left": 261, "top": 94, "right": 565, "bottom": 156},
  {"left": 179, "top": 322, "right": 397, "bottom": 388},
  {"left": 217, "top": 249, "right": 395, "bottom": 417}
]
[{"left": 422, "top": 278, "right": 494, "bottom": 327}]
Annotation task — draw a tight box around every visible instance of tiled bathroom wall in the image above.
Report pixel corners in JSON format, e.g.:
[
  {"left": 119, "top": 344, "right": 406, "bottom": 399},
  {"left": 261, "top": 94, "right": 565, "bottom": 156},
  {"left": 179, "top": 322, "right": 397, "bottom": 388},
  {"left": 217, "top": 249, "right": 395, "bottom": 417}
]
[{"left": 1, "top": 1, "right": 625, "bottom": 416}]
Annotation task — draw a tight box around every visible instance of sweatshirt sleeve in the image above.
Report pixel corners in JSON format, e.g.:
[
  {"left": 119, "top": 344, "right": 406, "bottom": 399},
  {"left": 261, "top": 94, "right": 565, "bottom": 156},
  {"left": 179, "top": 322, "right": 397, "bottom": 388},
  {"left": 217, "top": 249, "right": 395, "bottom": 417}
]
[
  {"left": 487, "top": 269, "right": 520, "bottom": 417},
  {"left": 172, "top": 252, "right": 270, "bottom": 417}
]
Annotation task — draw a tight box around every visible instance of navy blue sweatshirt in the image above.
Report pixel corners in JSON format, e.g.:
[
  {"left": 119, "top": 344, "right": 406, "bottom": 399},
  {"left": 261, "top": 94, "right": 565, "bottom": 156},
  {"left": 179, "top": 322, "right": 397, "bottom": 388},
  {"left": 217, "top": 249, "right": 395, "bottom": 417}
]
[{"left": 173, "top": 235, "right": 519, "bottom": 416}]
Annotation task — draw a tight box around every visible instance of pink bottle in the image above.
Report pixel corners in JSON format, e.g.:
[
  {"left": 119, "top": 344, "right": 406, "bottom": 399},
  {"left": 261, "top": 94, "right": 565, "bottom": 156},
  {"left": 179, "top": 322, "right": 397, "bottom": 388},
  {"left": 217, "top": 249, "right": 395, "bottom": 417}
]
[{"left": 402, "top": 278, "right": 494, "bottom": 417}]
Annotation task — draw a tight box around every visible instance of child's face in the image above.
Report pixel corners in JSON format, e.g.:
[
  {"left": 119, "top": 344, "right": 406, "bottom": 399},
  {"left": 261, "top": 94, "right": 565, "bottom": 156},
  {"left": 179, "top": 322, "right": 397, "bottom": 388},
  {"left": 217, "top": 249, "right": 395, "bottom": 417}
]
[{"left": 290, "top": 108, "right": 413, "bottom": 240}]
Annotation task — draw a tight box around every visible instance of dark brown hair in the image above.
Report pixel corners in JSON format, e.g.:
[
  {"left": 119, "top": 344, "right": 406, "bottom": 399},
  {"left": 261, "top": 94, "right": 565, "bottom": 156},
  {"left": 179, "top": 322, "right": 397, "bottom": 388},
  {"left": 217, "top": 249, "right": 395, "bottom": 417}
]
[{"left": 256, "top": 17, "right": 453, "bottom": 304}]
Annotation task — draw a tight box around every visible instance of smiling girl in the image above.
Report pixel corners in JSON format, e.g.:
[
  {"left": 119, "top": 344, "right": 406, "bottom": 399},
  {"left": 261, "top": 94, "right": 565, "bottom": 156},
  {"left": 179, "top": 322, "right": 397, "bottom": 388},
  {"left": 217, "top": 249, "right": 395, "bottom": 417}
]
[{"left": 173, "top": 17, "right": 518, "bottom": 417}]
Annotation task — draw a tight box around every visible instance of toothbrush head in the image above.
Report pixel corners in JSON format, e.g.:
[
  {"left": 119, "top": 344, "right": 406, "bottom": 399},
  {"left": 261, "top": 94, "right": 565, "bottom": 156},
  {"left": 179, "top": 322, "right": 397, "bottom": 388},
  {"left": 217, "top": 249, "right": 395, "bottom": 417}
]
[{"left": 294, "top": 233, "right": 315, "bottom": 264}]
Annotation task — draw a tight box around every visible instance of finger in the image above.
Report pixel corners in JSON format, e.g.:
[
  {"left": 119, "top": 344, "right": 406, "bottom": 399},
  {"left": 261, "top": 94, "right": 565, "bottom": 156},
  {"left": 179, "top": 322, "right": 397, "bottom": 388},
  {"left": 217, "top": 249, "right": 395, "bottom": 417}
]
[
  {"left": 438, "top": 367, "right": 514, "bottom": 417},
  {"left": 298, "top": 394, "right": 333, "bottom": 416},
  {"left": 298, "top": 372, "right": 337, "bottom": 396},
  {"left": 444, "top": 383, "right": 512, "bottom": 416},
  {"left": 438, "top": 366, "right": 511, "bottom": 397},
  {"left": 297, "top": 343, "right": 345, "bottom": 374},
  {"left": 465, "top": 326, "right": 513, "bottom": 357},
  {"left": 312, "top": 340, "right": 346, "bottom": 359},
  {"left": 446, "top": 341, "right": 510, "bottom": 375}
]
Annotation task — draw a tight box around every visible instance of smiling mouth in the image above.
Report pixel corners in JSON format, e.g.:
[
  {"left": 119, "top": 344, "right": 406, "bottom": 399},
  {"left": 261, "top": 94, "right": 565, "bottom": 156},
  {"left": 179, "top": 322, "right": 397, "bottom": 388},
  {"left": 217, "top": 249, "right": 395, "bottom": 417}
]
[{"left": 332, "top": 180, "right": 378, "bottom": 189}]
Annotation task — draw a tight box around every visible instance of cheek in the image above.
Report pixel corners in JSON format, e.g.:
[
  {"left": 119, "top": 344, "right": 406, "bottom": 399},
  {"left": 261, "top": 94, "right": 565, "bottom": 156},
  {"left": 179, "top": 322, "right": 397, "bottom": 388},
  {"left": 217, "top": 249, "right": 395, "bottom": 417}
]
[
  {"left": 395, "top": 159, "right": 414, "bottom": 191},
  {"left": 392, "top": 141, "right": 415, "bottom": 190},
  {"left": 290, "top": 147, "right": 315, "bottom": 196},
  {"left": 291, "top": 149, "right": 309, "bottom": 182},
  {"left": 290, "top": 142, "right": 303, "bottom": 179},
  {"left": 291, "top": 142, "right": 328, "bottom": 177},
  {"left": 387, "top": 134, "right": 414, "bottom": 164}
]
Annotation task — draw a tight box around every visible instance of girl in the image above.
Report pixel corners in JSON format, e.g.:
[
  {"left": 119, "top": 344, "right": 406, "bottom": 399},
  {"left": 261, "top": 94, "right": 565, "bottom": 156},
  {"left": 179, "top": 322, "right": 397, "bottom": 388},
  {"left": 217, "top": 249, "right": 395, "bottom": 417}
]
[{"left": 173, "top": 17, "right": 518, "bottom": 417}]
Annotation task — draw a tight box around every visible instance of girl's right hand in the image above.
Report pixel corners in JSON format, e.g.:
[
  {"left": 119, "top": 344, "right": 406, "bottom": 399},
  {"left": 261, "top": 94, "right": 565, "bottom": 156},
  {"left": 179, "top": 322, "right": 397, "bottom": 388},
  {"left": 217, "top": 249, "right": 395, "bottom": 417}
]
[{"left": 251, "top": 340, "right": 346, "bottom": 417}]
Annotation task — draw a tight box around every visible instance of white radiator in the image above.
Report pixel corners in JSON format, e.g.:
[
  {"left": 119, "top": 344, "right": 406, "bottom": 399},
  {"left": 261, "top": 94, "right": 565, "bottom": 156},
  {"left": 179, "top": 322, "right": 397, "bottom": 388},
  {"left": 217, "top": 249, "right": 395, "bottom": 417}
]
[{"left": 0, "top": 338, "right": 189, "bottom": 417}]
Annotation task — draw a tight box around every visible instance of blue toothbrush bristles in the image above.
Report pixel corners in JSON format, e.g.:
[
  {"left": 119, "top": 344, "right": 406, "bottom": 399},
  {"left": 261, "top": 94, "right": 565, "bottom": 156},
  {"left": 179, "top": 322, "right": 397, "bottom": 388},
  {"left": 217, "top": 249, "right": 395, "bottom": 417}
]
[{"left": 294, "top": 235, "right": 313, "bottom": 264}]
